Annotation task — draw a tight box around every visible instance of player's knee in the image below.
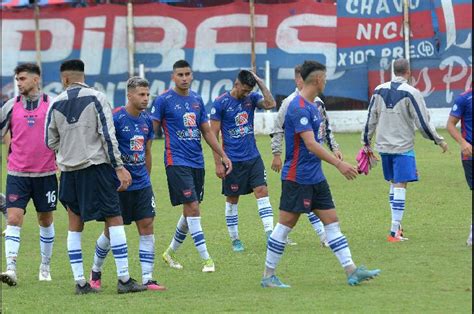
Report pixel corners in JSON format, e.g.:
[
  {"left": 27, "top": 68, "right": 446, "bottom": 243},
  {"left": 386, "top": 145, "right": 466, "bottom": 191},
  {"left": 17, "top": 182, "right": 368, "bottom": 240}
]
[
  {"left": 7, "top": 208, "right": 24, "bottom": 226},
  {"left": 38, "top": 212, "right": 53, "bottom": 227},
  {"left": 254, "top": 186, "right": 268, "bottom": 198}
]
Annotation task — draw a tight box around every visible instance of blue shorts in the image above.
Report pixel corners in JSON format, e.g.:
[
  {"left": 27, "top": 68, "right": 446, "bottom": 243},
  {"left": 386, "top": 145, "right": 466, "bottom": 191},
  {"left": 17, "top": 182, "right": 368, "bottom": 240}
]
[
  {"left": 6, "top": 174, "right": 58, "bottom": 213},
  {"left": 222, "top": 157, "right": 267, "bottom": 196},
  {"left": 462, "top": 160, "right": 472, "bottom": 190},
  {"left": 59, "top": 164, "right": 121, "bottom": 222},
  {"left": 279, "top": 180, "right": 335, "bottom": 213},
  {"left": 119, "top": 186, "right": 156, "bottom": 225},
  {"left": 166, "top": 166, "right": 205, "bottom": 207},
  {"left": 381, "top": 154, "right": 418, "bottom": 183}
]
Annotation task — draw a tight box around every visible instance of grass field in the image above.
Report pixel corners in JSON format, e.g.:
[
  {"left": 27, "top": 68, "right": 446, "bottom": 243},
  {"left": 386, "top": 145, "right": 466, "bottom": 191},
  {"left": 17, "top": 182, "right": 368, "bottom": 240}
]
[{"left": 1, "top": 131, "right": 472, "bottom": 313}]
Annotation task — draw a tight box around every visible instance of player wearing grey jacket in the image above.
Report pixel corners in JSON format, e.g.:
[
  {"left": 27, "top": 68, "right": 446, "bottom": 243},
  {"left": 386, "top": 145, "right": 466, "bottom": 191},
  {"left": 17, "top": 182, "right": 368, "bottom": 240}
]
[{"left": 361, "top": 58, "right": 448, "bottom": 243}]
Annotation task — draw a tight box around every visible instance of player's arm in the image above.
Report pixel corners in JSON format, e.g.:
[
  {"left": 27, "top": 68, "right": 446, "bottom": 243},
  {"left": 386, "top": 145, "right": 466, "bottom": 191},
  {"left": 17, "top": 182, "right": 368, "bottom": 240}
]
[
  {"left": 210, "top": 119, "right": 227, "bottom": 179},
  {"left": 319, "top": 103, "right": 343, "bottom": 160},
  {"left": 44, "top": 103, "right": 60, "bottom": 151},
  {"left": 300, "top": 131, "right": 358, "bottom": 180},
  {"left": 361, "top": 94, "right": 379, "bottom": 147},
  {"left": 1, "top": 99, "right": 14, "bottom": 145},
  {"left": 447, "top": 115, "right": 472, "bottom": 158},
  {"left": 251, "top": 72, "right": 276, "bottom": 110},
  {"left": 270, "top": 97, "right": 289, "bottom": 172},
  {"left": 409, "top": 91, "right": 448, "bottom": 152},
  {"left": 145, "top": 139, "right": 153, "bottom": 175},
  {"left": 201, "top": 121, "right": 232, "bottom": 175}
]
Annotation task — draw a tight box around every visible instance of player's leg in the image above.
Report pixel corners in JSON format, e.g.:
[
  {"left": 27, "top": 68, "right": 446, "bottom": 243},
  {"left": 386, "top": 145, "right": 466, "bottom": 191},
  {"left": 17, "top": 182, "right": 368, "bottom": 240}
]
[
  {"left": 90, "top": 227, "right": 109, "bottom": 290},
  {"left": 163, "top": 214, "right": 187, "bottom": 270},
  {"left": 313, "top": 181, "right": 380, "bottom": 285},
  {"left": 251, "top": 158, "right": 274, "bottom": 239},
  {"left": 225, "top": 195, "right": 243, "bottom": 251},
  {"left": 306, "top": 212, "right": 328, "bottom": 247},
  {"left": 66, "top": 207, "right": 90, "bottom": 293},
  {"left": 33, "top": 175, "right": 58, "bottom": 282},
  {"left": 462, "top": 159, "right": 472, "bottom": 246},
  {"left": 1, "top": 175, "right": 29, "bottom": 286}
]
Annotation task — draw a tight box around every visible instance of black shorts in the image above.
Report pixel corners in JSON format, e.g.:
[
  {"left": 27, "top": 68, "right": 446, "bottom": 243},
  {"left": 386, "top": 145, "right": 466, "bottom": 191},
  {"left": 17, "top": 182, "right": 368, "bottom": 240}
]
[
  {"left": 6, "top": 174, "right": 58, "bottom": 213},
  {"left": 279, "top": 180, "right": 335, "bottom": 214},
  {"left": 59, "top": 164, "right": 121, "bottom": 222},
  {"left": 166, "top": 166, "right": 205, "bottom": 207},
  {"left": 119, "top": 186, "right": 156, "bottom": 225},
  {"left": 223, "top": 157, "right": 267, "bottom": 196},
  {"left": 463, "top": 160, "right": 472, "bottom": 190}
]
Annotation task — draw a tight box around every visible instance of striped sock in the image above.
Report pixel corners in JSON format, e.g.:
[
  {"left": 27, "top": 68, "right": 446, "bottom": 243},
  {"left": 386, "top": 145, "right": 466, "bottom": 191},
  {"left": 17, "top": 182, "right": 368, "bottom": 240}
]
[
  {"left": 264, "top": 223, "right": 292, "bottom": 277},
  {"left": 187, "top": 216, "right": 210, "bottom": 260},
  {"left": 325, "top": 222, "right": 355, "bottom": 269},
  {"left": 5, "top": 225, "right": 21, "bottom": 272},
  {"left": 257, "top": 197, "right": 274, "bottom": 233},
  {"left": 139, "top": 234, "right": 155, "bottom": 284},
  {"left": 307, "top": 212, "right": 325, "bottom": 236},
  {"left": 225, "top": 202, "right": 239, "bottom": 241},
  {"left": 391, "top": 188, "right": 406, "bottom": 237},
  {"left": 389, "top": 184, "right": 395, "bottom": 210},
  {"left": 170, "top": 215, "right": 188, "bottom": 252},
  {"left": 67, "top": 231, "right": 85, "bottom": 285},
  {"left": 109, "top": 226, "right": 130, "bottom": 282},
  {"left": 92, "top": 232, "right": 110, "bottom": 272},
  {"left": 39, "top": 224, "right": 55, "bottom": 265}
]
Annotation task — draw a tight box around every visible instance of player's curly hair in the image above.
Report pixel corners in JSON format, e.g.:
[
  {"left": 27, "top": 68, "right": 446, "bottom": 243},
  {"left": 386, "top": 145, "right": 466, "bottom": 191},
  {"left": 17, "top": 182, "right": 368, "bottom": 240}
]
[{"left": 14, "top": 63, "right": 41, "bottom": 76}]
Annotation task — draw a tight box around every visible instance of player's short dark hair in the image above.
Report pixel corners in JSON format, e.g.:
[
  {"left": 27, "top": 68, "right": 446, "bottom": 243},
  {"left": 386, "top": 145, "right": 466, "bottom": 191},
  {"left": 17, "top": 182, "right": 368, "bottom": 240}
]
[
  {"left": 237, "top": 70, "right": 257, "bottom": 88},
  {"left": 14, "top": 63, "right": 41, "bottom": 76},
  {"left": 60, "top": 59, "right": 85, "bottom": 72},
  {"left": 300, "top": 60, "right": 326, "bottom": 82},
  {"left": 173, "top": 60, "right": 191, "bottom": 71},
  {"left": 127, "top": 76, "right": 149, "bottom": 91},
  {"left": 294, "top": 65, "right": 302, "bottom": 76},
  {"left": 393, "top": 58, "right": 410, "bottom": 76}
]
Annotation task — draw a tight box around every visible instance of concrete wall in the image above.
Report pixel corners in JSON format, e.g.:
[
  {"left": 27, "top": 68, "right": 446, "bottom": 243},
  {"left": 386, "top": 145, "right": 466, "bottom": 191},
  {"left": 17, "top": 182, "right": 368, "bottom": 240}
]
[{"left": 254, "top": 108, "right": 451, "bottom": 135}]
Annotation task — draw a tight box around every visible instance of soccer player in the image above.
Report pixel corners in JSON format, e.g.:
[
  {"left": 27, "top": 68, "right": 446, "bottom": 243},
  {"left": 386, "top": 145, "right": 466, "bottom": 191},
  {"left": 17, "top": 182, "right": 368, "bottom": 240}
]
[
  {"left": 0, "top": 63, "right": 57, "bottom": 286},
  {"left": 271, "top": 64, "right": 344, "bottom": 248},
  {"left": 210, "top": 70, "right": 276, "bottom": 252},
  {"left": 362, "top": 58, "right": 448, "bottom": 243},
  {"left": 89, "top": 77, "right": 166, "bottom": 291},
  {"left": 151, "top": 60, "right": 232, "bottom": 272},
  {"left": 261, "top": 60, "right": 380, "bottom": 288},
  {"left": 45, "top": 59, "right": 146, "bottom": 295},
  {"left": 446, "top": 88, "right": 472, "bottom": 246}
]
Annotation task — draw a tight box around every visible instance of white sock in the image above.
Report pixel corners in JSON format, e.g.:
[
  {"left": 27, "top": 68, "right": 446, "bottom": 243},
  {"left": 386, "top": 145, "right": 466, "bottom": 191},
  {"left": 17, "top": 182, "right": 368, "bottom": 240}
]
[
  {"left": 67, "top": 231, "right": 85, "bottom": 285},
  {"left": 5, "top": 225, "right": 21, "bottom": 271},
  {"left": 389, "top": 184, "right": 394, "bottom": 209},
  {"left": 109, "top": 225, "right": 130, "bottom": 282},
  {"left": 92, "top": 232, "right": 110, "bottom": 272},
  {"left": 307, "top": 212, "right": 325, "bottom": 237},
  {"left": 391, "top": 188, "right": 406, "bottom": 237},
  {"left": 170, "top": 215, "right": 188, "bottom": 252},
  {"left": 325, "top": 222, "right": 355, "bottom": 269},
  {"left": 225, "top": 202, "right": 239, "bottom": 241},
  {"left": 39, "top": 224, "right": 55, "bottom": 265},
  {"left": 257, "top": 197, "right": 274, "bottom": 233},
  {"left": 139, "top": 234, "right": 155, "bottom": 284},
  {"left": 264, "top": 223, "right": 292, "bottom": 277},
  {"left": 187, "top": 216, "right": 210, "bottom": 260}
]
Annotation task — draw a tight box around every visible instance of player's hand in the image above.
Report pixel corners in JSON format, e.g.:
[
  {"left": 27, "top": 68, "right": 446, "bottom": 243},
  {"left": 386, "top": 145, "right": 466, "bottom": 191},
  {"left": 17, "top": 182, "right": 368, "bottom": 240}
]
[
  {"left": 116, "top": 167, "right": 132, "bottom": 192},
  {"left": 222, "top": 156, "right": 233, "bottom": 176},
  {"left": 271, "top": 155, "right": 283, "bottom": 173},
  {"left": 439, "top": 141, "right": 448, "bottom": 153},
  {"left": 461, "top": 140, "right": 472, "bottom": 158},
  {"left": 336, "top": 161, "right": 358, "bottom": 180},
  {"left": 333, "top": 150, "right": 344, "bottom": 161},
  {"left": 215, "top": 163, "right": 226, "bottom": 179}
]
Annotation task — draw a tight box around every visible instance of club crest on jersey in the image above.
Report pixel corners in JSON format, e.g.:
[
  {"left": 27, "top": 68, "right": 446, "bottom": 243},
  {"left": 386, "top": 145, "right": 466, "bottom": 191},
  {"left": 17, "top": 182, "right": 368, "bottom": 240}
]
[
  {"left": 183, "top": 112, "right": 197, "bottom": 127},
  {"left": 26, "top": 115, "right": 36, "bottom": 127},
  {"left": 303, "top": 199, "right": 311, "bottom": 209},
  {"left": 130, "top": 135, "right": 144, "bottom": 151},
  {"left": 235, "top": 112, "right": 249, "bottom": 126}
]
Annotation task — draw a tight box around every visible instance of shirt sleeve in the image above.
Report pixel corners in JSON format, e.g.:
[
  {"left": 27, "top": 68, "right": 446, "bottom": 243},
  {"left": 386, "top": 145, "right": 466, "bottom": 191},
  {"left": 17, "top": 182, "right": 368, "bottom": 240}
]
[
  {"left": 0, "top": 99, "right": 14, "bottom": 137},
  {"left": 44, "top": 100, "right": 59, "bottom": 151},
  {"left": 198, "top": 97, "right": 209, "bottom": 124},
  {"left": 252, "top": 92, "right": 264, "bottom": 109},
  {"left": 210, "top": 98, "right": 223, "bottom": 121},
  {"left": 409, "top": 89, "right": 444, "bottom": 144},
  {"left": 361, "top": 94, "right": 379, "bottom": 146},
  {"left": 270, "top": 96, "right": 291, "bottom": 155},
  {"left": 450, "top": 94, "right": 466, "bottom": 119},
  {"left": 150, "top": 96, "right": 165, "bottom": 122},
  {"left": 291, "top": 107, "right": 313, "bottom": 134},
  {"left": 146, "top": 114, "right": 155, "bottom": 141}
]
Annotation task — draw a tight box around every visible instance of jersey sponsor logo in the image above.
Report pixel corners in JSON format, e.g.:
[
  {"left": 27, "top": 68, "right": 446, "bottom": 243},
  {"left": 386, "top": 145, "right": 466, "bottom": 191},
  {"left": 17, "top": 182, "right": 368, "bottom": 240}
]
[
  {"left": 300, "top": 117, "right": 309, "bottom": 126},
  {"left": 304, "top": 199, "right": 311, "bottom": 209},
  {"left": 177, "top": 128, "right": 201, "bottom": 140},
  {"left": 235, "top": 111, "right": 249, "bottom": 126},
  {"left": 231, "top": 184, "right": 239, "bottom": 192},
  {"left": 121, "top": 153, "right": 145, "bottom": 164},
  {"left": 183, "top": 112, "right": 197, "bottom": 127},
  {"left": 130, "top": 135, "right": 145, "bottom": 151},
  {"left": 183, "top": 189, "right": 193, "bottom": 198},
  {"left": 228, "top": 124, "right": 254, "bottom": 139}
]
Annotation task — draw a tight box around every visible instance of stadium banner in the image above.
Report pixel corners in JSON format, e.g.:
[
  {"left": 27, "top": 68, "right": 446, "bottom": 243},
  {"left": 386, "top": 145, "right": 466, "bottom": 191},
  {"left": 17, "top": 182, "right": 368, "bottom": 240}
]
[{"left": 1, "top": 0, "right": 471, "bottom": 109}]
